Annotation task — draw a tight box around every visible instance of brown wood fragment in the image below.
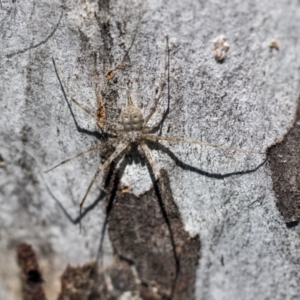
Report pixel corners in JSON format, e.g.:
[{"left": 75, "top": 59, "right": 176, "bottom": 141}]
[
  {"left": 105, "top": 70, "right": 115, "bottom": 80},
  {"left": 17, "top": 243, "right": 47, "bottom": 300},
  {"left": 57, "top": 263, "right": 103, "bottom": 300},
  {"left": 96, "top": 92, "right": 107, "bottom": 128}
]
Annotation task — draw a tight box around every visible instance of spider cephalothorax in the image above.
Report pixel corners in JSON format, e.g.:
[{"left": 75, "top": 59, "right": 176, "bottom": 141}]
[
  {"left": 120, "top": 94, "right": 145, "bottom": 144},
  {"left": 120, "top": 97, "right": 144, "bottom": 132}
]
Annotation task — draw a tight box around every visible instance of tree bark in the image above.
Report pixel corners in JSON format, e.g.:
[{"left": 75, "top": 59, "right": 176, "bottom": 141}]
[{"left": 1, "top": 0, "right": 300, "bottom": 299}]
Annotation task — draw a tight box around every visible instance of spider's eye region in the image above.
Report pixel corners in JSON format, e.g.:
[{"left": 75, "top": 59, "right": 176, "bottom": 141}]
[
  {"left": 131, "top": 113, "right": 143, "bottom": 124},
  {"left": 121, "top": 107, "right": 143, "bottom": 130},
  {"left": 121, "top": 113, "right": 132, "bottom": 125}
]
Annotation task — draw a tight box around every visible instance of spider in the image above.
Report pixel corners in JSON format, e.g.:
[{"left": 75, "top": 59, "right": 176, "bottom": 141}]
[
  {"left": 46, "top": 35, "right": 265, "bottom": 299},
  {"left": 47, "top": 36, "right": 261, "bottom": 226}
]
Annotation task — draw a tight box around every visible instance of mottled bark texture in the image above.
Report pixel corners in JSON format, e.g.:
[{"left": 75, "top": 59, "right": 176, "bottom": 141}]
[{"left": 1, "top": 0, "right": 300, "bottom": 300}]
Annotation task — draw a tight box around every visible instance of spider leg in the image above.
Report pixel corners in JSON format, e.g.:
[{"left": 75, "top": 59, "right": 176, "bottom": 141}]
[
  {"left": 106, "top": 11, "right": 145, "bottom": 77},
  {"left": 142, "top": 35, "right": 169, "bottom": 128},
  {"left": 79, "top": 142, "right": 129, "bottom": 230},
  {"left": 144, "top": 134, "right": 264, "bottom": 155},
  {"left": 122, "top": 11, "right": 145, "bottom": 63},
  {"left": 139, "top": 142, "right": 179, "bottom": 298},
  {"left": 52, "top": 58, "right": 121, "bottom": 135},
  {"left": 139, "top": 142, "right": 160, "bottom": 179},
  {"left": 68, "top": 94, "right": 122, "bottom": 135},
  {"left": 45, "top": 139, "right": 119, "bottom": 173},
  {"left": 143, "top": 109, "right": 167, "bottom": 133},
  {"left": 139, "top": 142, "right": 169, "bottom": 218}
]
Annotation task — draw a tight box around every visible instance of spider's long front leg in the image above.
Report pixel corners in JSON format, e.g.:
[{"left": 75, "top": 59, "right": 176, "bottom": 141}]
[
  {"left": 79, "top": 142, "right": 129, "bottom": 229},
  {"left": 144, "top": 134, "right": 264, "bottom": 155},
  {"left": 142, "top": 36, "right": 169, "bottom": 128},
  {"left": 108, "top": 11, "right": 145, "bottom": 75},
  {"left": 67, "top": 95, "right": 122, "bottom": 136},
  {"left": 52, "top": 58, "right": 121, "bottom": 135},
  {"left": 143, "top": 109, "right": 167, "bottom": 134}
]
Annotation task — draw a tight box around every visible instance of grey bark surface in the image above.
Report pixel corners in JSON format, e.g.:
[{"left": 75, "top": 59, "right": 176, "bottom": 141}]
[{"left": 0, "top": 0, "right": 300, "bottom": 299}]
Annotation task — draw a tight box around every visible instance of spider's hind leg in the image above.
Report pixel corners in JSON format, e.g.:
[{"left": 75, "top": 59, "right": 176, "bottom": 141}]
[
  {"left": 139, "top": 142, "right": 180, "bottom": 299},
  {"left": 79, "top": 142, "right": 129, "bottom": 230}
]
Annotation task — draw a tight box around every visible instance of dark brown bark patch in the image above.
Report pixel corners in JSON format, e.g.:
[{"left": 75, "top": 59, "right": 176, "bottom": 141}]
[
  {"left": 106, "top": 169, "right": 201, "bottom": 300},
  {"left": 57, "top": 263, "right": 104, "bottom": 300},
  {"left": 17, "top": 243, "right": 47, "bottom": 300},
  {"left": 268, "top": 98, "right": 300, "bottom": 225}
]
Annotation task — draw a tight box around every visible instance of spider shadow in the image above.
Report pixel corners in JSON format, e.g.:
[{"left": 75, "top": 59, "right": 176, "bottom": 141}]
[
  {"left": 45, "top": 160, "right": 116, "bottom": 225},
  {"left": 46, "top": 147, "right": 183, "bottom": 300},
  {"left": 46, "top": 141, "right": 266, "bottom": 229},
  {"left": 46, "top": 137, "right": 266, "bottom": 225},
  {"left": 146, "top": 140, "right": 267, "bottom": 179},
  {"left": 52, "top": 57, "right": 103, "bottom": 140},
  {"left": 46, "top": 137, "right": 266, "bottom": 297}
]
